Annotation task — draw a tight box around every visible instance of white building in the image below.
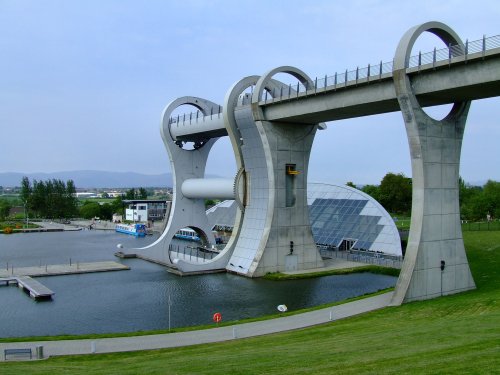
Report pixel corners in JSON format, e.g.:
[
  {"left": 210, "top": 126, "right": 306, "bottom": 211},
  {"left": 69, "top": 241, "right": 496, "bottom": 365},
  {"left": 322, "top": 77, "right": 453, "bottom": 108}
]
[{"left": 124, "top": 200, "right": 170, "bottom": 223}]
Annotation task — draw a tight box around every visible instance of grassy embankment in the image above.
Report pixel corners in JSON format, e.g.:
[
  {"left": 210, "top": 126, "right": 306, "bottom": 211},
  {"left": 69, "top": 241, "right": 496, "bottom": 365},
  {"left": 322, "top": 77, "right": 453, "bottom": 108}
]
[
  {"left": 1, "top": 231, "right": 499, "bottom": 374},
  {"left": 263, "top": 264, "right": 400, "bottom": 280}
]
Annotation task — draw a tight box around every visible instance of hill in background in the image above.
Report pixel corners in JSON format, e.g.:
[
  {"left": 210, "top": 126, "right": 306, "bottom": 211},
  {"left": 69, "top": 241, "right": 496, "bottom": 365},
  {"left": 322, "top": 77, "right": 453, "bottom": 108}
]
[{"left": 0, "top": 170, "right": 173, "bottom": 188}]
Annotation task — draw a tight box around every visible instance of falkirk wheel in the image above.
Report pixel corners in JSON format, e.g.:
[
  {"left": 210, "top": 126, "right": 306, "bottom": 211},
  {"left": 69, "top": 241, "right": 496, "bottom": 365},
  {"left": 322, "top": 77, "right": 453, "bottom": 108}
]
[{"left": 134, "top": 21, "right": 485, "bottom": 305}]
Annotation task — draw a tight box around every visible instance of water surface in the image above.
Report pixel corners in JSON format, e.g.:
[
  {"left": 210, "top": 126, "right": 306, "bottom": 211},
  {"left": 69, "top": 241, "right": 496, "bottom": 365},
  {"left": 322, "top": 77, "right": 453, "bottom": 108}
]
[{"left": 0, "top": 231, "right": 396, "bottom": 337}]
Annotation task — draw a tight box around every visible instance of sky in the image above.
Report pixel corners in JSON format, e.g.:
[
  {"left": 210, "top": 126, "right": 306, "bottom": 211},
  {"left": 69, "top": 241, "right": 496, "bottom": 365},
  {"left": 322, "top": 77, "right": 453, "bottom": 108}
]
[{"left": 1, "top": 0, "right": 499, "bottom": 186}]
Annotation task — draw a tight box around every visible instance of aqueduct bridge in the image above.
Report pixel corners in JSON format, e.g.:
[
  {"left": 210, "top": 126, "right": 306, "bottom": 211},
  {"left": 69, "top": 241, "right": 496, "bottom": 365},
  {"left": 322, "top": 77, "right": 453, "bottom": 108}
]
[{"left": 135, "top": 22, "right": 500, "bottom": 305}]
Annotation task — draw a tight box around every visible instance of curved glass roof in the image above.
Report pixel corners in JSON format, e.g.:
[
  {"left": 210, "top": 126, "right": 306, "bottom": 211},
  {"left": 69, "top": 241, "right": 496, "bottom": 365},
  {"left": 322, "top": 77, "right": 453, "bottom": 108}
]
[
  {"left": 307, "top": 183, "right": 401, "bottom": 256},
  {"left": 207, "top": 182, "right": 402, "bottom": 256}
]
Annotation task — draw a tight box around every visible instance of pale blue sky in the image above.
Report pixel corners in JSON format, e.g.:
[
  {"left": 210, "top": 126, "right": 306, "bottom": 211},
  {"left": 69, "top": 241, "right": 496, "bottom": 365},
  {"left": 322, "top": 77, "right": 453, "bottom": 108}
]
[{"left": 1, "top": 0, "right": 499, "bottom": 185}]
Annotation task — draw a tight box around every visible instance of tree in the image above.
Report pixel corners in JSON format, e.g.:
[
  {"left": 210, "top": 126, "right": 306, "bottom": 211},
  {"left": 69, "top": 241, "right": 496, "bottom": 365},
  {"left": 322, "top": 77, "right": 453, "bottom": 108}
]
[
  {"left": 20, "top": 176, "right": 32, "bottom": 207},
  {"left": 361, "top": 184, "right": 381, "bottom": 202},
  {"left": 111, "top": 196, "right": 125, "bottom": 215},
  {"left": 125, "top": 188, "right": 136, "bottom": 200},
  {"left": 80, "top": 201, "right": 101, "bottom": 219},
  {"left": 0, "top": 200, "right": 11, "bottom": 220},
  {"left": 51, "top": 179, "right": 66, "bottom": 219},
  {"left": 463, "top": 180, "right": 500, "bottom": 221},
  {"left": 65, "top": 180, "right": 79, "bottom": 218},
  {"left": 482, "top": 180, "right": 500, "bottom": 219},
  {"left": 138, "top": 187, "right": 148, "bottom": 199},
  {"left": 459, "top": 177, "right": 482, "bottom": 220},
  {"left": 31, "top": 179, "right": 46, "bottom": 218},
  {"left": 378, "top": 173, "right": 412, "bottom": 214},
  {"left": 346, "top": 181, "right": 356, "bottom": 189},
  {"left": 99, "top": 203, "right": 113, "bottom": 220},
  {"left": 125, "top": 187, "right": 147, "bottom": 200},
  {"left": 20, "top": 176, "right": 32, "bottom": 221}
]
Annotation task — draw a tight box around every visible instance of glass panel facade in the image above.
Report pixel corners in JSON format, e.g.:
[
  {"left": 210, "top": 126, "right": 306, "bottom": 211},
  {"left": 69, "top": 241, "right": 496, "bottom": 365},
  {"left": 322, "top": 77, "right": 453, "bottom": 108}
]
[
  {"left": 206, "top": 182, "right": 402, "bottom": 256},
  {"left": 308, "top": 198, "right": 382, "bottom": 249}
]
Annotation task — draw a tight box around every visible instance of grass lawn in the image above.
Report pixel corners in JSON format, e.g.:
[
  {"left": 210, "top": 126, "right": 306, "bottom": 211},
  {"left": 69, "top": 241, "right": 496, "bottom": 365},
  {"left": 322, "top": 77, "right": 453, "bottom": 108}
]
[{"left": 1, "top": 231, "right": 499, "bottom": 374}]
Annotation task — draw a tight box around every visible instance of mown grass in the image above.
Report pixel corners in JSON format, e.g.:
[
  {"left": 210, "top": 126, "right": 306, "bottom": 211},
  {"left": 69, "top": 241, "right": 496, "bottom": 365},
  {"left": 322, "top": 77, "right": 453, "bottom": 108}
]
[
  {"left": 1, "top": 231, "right": 499, "bottom": 374},
  {"left": 263, "top": 264, "right": 400, "bottom": 280}
]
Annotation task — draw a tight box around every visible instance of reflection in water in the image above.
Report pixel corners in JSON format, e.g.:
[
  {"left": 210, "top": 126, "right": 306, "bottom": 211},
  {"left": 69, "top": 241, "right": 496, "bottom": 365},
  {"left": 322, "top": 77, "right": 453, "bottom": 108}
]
[{"left": 0, "top": 231, "right": 396, "bottom": 337}]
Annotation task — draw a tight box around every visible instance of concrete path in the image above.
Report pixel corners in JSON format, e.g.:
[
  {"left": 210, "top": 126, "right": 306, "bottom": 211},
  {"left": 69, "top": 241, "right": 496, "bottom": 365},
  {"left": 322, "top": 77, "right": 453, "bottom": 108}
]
[{"left": 0, "top": 291, "right": 393, "bottom": 360}]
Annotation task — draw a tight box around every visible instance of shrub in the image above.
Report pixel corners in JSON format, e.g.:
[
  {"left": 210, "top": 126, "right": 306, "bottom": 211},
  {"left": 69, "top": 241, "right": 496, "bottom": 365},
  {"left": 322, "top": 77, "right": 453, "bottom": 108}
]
[{"left": 3, "top": 226, "right": 13, "bottom": 234}]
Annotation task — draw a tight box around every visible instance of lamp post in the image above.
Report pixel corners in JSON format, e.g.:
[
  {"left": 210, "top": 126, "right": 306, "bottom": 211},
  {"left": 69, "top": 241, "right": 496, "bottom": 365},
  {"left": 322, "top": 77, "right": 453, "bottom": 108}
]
[
  {"left": 24, "top": 200, "right": 29, "bottom": 229},
  {"left": 168, "top": 292, "right": 172, "bottom": 331}
]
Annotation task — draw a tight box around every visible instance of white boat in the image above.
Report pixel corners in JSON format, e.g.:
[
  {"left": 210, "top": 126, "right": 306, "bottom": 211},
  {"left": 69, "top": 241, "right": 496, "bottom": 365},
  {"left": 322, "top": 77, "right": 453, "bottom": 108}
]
[
  {"left": 115, "top": 223, "right": 147, "bottom": 237},
  {"left": 174, "top": 227, "right": 200, "bottom": 241}
]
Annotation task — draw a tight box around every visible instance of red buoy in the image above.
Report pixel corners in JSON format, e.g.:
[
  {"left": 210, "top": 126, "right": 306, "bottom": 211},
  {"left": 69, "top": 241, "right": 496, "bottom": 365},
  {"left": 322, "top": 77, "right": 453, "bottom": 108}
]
[{"left": 213, "top": 312, "right": 222, "bottom": 323}]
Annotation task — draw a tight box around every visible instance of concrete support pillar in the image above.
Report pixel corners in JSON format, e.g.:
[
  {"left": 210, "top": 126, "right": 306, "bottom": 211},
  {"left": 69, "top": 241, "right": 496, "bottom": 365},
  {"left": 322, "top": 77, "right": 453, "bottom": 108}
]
[
  {"left": 391, "top": 22, "right": 476, "bottom": 304},
  {"left": 226, "top": 67, "right": 324, "bottom": 276}
]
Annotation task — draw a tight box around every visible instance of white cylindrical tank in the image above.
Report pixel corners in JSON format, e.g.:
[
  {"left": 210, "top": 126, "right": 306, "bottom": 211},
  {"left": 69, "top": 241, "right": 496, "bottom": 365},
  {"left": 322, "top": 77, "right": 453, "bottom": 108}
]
[{"left": 181, "top": 178, "right": 235, "bottom": 200}]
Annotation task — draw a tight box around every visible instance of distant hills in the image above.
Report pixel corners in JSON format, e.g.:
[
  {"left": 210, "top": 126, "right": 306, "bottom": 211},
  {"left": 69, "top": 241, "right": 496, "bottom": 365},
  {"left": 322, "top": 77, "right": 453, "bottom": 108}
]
[
  {"left": 0, "top": 170, "right": 489, "bottom": 189},
  {"left": 0, "top": 170, "right": 173, "bottom": 188}
]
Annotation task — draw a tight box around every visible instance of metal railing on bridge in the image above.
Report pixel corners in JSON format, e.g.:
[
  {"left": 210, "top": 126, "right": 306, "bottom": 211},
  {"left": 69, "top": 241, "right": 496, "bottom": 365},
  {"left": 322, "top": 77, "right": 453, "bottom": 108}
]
[
  {"left": 318, "top": 245, "right": 403, "bottom": 269},
  {"left": 168, "top": 243, "right": 219, "bottom": 263},
  {"left": 168, "top": 105, "right": 223, "bottom": 126},
  {"left": 168, "top": 34, "right": 499, "bottom": 126},
  {"left": 260, "top": 34, "right": 500, "bottom": 104}
]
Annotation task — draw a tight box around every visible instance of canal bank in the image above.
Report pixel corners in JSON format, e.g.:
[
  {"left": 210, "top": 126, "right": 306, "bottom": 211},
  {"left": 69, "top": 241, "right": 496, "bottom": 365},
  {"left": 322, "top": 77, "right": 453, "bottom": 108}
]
[
  {"left": 0, "top": 230, "right": 397, "bottom": 339},
  {"left": 0, "top": 291, "right": 394, "bottom": 360}
]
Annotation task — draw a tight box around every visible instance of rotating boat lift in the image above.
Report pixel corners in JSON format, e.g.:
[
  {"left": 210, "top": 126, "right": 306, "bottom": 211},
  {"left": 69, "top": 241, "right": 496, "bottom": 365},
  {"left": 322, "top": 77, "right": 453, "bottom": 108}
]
[
  {"left": 138, "top": 71, "right": 325, "bottom": 277},
  {"left": 133, "top": 21, "right": 486, "bottom": 304}
]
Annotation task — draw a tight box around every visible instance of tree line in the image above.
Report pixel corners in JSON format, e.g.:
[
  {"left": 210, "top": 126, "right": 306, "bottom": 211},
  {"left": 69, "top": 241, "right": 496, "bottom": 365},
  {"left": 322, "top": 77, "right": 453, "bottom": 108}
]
[
  {"left": 20, "top": 176, "right": 79, "bottom": 219},
  {"left": 459, "top": 179, "right": 499, "bottom": 221},
  {"left": 352, "top": 173, "right": 499, "bottom": 221},
  {"left": 2, "top": 174, "right": 497, "bottom": 223}
]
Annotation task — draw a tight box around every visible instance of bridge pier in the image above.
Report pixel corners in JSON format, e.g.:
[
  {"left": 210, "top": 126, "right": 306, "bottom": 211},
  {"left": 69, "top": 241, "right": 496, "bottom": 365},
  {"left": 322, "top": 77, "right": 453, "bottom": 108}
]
[{"left": 391, "top": 22, "right": 476, "bottom": 304}]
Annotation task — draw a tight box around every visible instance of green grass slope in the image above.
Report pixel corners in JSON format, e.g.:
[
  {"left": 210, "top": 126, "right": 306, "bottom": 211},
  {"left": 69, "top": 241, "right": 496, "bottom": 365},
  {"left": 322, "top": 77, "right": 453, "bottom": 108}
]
[{"left": 2, "top": 231, "right": 499, "bottom": 374}]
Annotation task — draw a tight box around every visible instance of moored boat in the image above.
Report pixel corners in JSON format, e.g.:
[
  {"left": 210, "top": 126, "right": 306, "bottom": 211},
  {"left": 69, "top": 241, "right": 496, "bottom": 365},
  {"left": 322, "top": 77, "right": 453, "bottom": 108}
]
[{"left": 115, "top": 223, "right": 147, "bottom": 237}]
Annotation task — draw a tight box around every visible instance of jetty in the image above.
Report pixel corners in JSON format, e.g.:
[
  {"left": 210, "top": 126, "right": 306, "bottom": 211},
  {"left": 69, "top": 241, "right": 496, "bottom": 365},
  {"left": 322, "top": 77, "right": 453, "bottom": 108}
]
[{"left": 0, "top": 276, "right": 55, "bottom": 300}]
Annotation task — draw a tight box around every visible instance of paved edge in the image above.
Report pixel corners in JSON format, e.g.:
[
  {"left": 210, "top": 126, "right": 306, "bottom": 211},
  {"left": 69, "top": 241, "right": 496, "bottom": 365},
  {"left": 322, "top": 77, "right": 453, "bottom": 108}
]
[
  {"left": 0, "top": 261, "right": 130, "bottom": 278},
  {"left": 0, "top": 291, "right": 394, "bottom": 360}
]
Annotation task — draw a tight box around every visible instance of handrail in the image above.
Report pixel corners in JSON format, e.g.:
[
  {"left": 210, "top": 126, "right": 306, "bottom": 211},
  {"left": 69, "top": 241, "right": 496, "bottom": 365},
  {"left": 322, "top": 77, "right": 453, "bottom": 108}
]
[
  {"left": 168, "top": 105, "right": 223, "bottom": 126},
  {"left": 260, "top": 34, "right": 499, "bottom": 104},
  {"left": 169, "top": 34, "right": 499, "bottom": 124}
]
